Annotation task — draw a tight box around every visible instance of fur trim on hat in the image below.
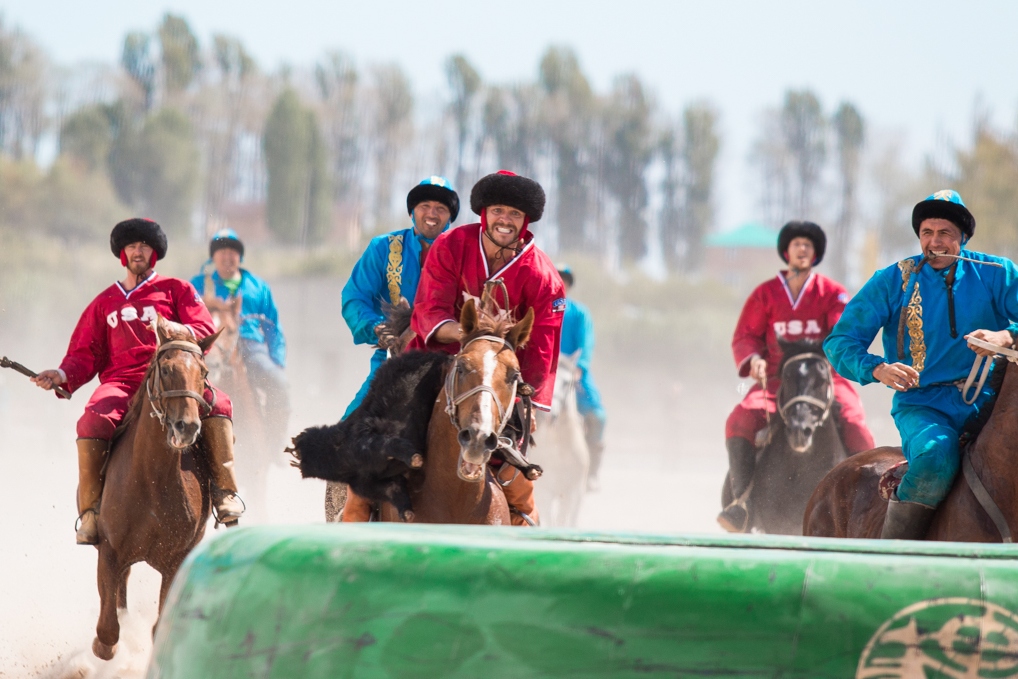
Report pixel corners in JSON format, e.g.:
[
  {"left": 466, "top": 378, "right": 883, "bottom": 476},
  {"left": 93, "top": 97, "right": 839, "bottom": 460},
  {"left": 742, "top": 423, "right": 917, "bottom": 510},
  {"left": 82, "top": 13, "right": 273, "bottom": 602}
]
[
  {"left": 912, "top": 200, "right": 975, "bottom": 238},
  {"left": 777, "top": 221, "right": 826, "bottom": 266},
  {"left": 210, "top": 235, "right": 244, "bottom": 258},
  {"left": 470, "top": 171, "right": 545, "bottom": 222},
  {"left": 407, "top": 184, "right": 460, "bottom": 222},
  {"left": 110, "top": 218, "right": 168, "bottom": 260}
]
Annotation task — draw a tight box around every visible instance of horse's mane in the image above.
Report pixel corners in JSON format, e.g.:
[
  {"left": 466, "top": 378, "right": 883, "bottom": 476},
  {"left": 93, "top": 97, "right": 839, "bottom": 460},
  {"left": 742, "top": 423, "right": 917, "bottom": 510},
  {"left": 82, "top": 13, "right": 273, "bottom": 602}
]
[
  {"left": 461, "top": 306, "right": 516, "bottom": 346},
  {"left": 777, "top": 338, "right": 826, "bottom": 369}
]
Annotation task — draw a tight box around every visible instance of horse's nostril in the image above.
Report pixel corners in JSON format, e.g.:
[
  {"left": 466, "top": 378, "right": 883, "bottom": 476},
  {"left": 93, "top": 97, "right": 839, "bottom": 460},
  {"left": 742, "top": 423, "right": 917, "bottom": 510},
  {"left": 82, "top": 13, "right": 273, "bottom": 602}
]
[
  {"left": 484, "top": 433, "right": 498, "bottom": 450},
  {"left": 457, "top": 429, "right": 471, "bottom": 447}
]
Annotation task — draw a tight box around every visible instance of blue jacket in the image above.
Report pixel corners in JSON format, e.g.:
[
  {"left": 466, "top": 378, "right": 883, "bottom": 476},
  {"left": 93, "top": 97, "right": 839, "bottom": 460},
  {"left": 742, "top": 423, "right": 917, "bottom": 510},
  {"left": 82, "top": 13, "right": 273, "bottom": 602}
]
[
  {"left": 824, "top": 250, "right": 1018, "bottom": 389},
  {"left": 191, "top": 269, "right": 286, "bottom": 367},
  {"left": 561, "top": 299, "right": 596, "bottom": 373},
  {"left": 342, "top": 225, "right": 439, "bottom": 346}
]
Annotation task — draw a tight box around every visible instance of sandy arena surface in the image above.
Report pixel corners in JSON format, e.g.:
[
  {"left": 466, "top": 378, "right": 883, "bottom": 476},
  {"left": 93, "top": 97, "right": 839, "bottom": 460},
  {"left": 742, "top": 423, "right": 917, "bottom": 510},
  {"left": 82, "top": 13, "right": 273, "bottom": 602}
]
[{"left": 0, "top": 279, "right": 898, "bottom": 678}]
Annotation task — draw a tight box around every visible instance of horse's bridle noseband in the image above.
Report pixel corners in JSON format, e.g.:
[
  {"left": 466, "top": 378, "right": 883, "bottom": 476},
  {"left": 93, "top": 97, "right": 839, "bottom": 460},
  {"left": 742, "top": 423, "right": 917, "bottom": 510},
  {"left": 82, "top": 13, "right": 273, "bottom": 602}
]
[
  {"left": 147, "top": 339, "right": 215, "bottom": 426},
  {"left": 777, "top": 352, "right": 835, "bottom": 425},
  {"left": 444, "top": 335, "right": 520, "bottom": 437}
]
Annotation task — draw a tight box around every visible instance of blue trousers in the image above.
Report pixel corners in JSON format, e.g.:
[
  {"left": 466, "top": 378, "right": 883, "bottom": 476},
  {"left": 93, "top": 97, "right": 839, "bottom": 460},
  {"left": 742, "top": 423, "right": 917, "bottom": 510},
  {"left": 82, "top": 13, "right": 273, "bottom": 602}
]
[
  {"left": 343, "top": 349, "right": 387, "bottom": 419},
  {"left": 576, "top": 369, "right": 606, "bottom": 421},
  {"left": 891, "top": 378, "right": 995, "bottom": 507}
]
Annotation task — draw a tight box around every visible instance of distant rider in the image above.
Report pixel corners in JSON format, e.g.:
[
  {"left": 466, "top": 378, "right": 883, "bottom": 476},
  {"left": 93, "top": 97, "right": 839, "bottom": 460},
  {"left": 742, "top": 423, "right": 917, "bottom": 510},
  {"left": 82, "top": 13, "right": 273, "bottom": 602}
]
[
  {"left": 825, "top": 190, "right": 1018, "bottom": 540},
  {"left": 557, "top": 266, "right": 608, "bottom": 491},
  {"left": 338, "top": 176, "right": 459, "bottom": 521},
  {"left": 719, "top": 221, "right": 875, "bottom": 532},
  {"left": 32, "top": 218, "right": 244, "bottom": 544},
  {"left": 192, "top": 228, "right": 290, "bottom": 443}
]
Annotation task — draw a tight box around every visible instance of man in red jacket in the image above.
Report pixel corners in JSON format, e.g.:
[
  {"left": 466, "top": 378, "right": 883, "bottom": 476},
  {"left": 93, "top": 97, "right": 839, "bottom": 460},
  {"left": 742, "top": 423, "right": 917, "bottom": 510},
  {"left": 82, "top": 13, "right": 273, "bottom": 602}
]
[
  {"left": 32, "top": 218, "right": 245, "bottom": 544},
  {"left": 719, "top": 221, "right": 875, "bottom": 532}
]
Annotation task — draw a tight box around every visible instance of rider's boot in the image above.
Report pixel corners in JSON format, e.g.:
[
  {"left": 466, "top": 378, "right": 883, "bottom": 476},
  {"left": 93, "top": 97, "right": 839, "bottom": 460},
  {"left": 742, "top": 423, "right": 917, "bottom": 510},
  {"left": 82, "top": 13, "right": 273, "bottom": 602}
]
[
  {"left": 880, "top": 492, "right": 936, "bottom": 540},
  {"left": 584, "top": 413, "right": 606, "bottom": 492},
  {"left": 203, "top": 417, "right": 245, "bottom": 525},
  {"left": 717, "top": 436, "right": 756, "bottom": 533},
  {"left": 340, "top": 488, "right": 373, "bottom": 522},
  {"left": 76, "top": 438, "right": 109, "bottom": 545},
  {"left": 501, "top": 467, "right": 540, "bottom": 526}
]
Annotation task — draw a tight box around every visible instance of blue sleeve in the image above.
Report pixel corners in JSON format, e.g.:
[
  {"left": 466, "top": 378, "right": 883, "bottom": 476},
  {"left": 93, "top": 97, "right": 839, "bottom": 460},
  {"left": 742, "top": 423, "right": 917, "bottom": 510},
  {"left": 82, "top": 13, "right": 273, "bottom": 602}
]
[
  {"left": 577, "top": 306, "right": 595, "bottom": 374},
  {"left": 342, "top": 239, "right": 388, "bottom": 346},
  {"left": 823, "top": 267, "right": 897, "bottom": 385},
  {"left": 259, "top": 283, "right": 286, "bottom": 367}
]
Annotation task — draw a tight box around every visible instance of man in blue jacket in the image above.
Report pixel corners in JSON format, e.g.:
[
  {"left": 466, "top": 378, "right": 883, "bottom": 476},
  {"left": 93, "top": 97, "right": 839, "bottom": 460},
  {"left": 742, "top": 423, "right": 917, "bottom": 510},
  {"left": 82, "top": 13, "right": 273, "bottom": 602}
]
[
  {"left": 192, "top": 229, "right": 289, "bottom": 438},
  {"left": 558, "top": 266, "right": 607, "bottom": 491},
  {"left": 824, "top": 190, "right": 1018, "bottom": 540},
  {"left": 341, "top": 176, "right": 459, "bottom": 419}
]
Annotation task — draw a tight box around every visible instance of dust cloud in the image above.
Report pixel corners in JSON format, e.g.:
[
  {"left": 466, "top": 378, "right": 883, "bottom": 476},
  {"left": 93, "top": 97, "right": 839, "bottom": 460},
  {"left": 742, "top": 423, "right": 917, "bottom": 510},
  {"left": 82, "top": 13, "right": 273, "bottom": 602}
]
[{"left": 0, "top": 276, "right": 898, "bottom": 678}]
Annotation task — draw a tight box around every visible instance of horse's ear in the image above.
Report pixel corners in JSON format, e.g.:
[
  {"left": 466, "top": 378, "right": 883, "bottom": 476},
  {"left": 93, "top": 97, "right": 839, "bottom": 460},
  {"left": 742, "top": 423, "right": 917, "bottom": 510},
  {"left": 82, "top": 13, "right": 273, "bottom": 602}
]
[
  {"left": 460, "top": 298, "right": 478, "bottom": 336},
  {"left": 152, "top": 314, "right": 167, "bottom": 345},
  {"left": 508, "top": 307, "right": 535, "bottom": 349},
  {"left": 198, "top": 327, "right": 224, "bottom": 353}
]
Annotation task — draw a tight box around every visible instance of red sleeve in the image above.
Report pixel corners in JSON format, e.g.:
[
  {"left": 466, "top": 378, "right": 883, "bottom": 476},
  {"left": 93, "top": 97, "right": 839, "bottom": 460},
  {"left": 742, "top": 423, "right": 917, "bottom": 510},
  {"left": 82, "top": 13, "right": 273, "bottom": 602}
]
[
  {"left": 58, "top": 298, "right": 108, "bottom": 396},
  {"left": 410, "top": 233, "right": 461, "bottom": 346},
  {"left": 520, "top": 264, "right": 566, "bottom": 411},
  {"left": 174, "top": 280, "right": 216, "bottom": 339},
  {"left": 732, "top": 285, "right": 770, "bottom": 377}
]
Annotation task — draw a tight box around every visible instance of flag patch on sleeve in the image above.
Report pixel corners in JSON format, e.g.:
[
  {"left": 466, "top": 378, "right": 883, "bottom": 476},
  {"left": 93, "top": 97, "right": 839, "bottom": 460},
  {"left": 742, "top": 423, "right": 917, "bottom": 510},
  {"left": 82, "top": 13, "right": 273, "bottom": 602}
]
[{"left": 552, "top": 298, "right": 567, "bottom": 313}]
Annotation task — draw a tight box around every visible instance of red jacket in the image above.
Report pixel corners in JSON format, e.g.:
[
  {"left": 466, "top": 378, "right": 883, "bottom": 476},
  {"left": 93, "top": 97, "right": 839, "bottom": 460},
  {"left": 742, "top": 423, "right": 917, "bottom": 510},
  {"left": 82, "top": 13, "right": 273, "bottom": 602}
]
[
  {"left": 732, "top": 272, "right": 849, "bottom": 379},
  {"left": 58, "top": 272, "right": 215, "bottom": 395},
  {"left": 409, "top": 223, "right": 566, "bottom": 411}
]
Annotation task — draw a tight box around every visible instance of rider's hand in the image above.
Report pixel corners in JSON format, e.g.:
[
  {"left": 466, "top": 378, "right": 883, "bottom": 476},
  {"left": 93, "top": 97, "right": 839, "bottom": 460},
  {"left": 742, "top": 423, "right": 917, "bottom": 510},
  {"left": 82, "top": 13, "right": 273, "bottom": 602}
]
[
  {"left": 395, "top": 327, "right": 416, "bottom": 354},
  {"left": 965, "top": 329, "right": 1014, "bottom": 357},
  {"left": 434, "top": 322, "right": 463, "bottom": 344},
  {"left": 749, "top": 356, "right": 767, "bottom": 384},
  {"left": 31, "top": 369, "right": 65, "bottom": 391},
  {"left": 872, "top": 362, "right": 919, "bottom": 392}
]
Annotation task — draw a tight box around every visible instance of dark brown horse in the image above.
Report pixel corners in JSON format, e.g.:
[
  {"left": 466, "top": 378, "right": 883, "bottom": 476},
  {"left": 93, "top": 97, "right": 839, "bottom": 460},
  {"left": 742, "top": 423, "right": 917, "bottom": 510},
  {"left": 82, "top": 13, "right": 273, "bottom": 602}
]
[
  {"left": 92, "top": 317, "right": 220, "bottom": 659},
  {"left": 378, "top": 298, "right": 534, "bottom": 525},
  {"left": 722, "top": 339, "right": 847, "bottom": 534},
  {"left": 804, "top": 359, "right": 1016, "bottom": 541}
]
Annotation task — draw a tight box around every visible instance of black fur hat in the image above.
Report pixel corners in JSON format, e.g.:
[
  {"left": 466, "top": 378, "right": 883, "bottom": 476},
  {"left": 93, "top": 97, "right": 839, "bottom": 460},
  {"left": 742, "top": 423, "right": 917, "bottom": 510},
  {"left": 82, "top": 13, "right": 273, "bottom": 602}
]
[
  {"left": 470, "top": 170, "right": 545, "bottom": 222},
  {"left": 407, "top": 177, "right": 460, "bottom": 222},
  {"left": 110, "top": 218, "right": 168, "bottom": 260},
  {"left": 777, "top": 221, "right": 826, "bottom": 266},
  {"left": 911, "top": 190, "right": 975, "bottom": 239}
]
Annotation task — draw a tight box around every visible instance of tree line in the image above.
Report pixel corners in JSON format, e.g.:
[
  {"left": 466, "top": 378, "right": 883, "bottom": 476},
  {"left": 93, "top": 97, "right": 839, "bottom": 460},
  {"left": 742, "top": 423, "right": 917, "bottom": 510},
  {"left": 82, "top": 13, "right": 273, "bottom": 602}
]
[{"left": 3, "top": 13, "right": 1018, "bottom": 279}]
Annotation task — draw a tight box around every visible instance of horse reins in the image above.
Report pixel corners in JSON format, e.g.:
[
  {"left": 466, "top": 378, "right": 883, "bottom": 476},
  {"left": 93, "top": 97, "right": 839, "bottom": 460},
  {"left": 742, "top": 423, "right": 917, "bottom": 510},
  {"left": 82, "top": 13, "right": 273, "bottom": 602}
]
[
  {"left": 777, "top": 353, "right": 835, "bottom": 426},
  {"left": 444, "top": 335, "right": 520, "bottom": 438},
  {"left": 147, "top": 340, "right": 215, "bottom": 426}
]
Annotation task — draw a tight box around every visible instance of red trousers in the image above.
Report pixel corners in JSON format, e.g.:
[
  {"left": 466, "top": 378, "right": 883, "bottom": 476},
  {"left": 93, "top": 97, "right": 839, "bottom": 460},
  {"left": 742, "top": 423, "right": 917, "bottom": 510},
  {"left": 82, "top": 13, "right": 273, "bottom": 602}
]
[
  {"left": 76, "top": 380, "right": 233, "bottom": 440},
  {"left": 725, "top": 374, "right": 874, "bottom": 454}
]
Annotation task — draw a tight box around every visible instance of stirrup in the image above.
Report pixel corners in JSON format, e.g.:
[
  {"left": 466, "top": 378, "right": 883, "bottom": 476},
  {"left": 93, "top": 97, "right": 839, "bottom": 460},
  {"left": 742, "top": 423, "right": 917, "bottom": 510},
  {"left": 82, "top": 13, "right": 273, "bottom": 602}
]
[
  {"left": 75, "top": 508, "right": 99, "bottom": 545},
  {"left": 717, "top": 500, "right": 750, "bottom": 533},
  {"left": 212, "top": 492, "right": 246, "bottom": 527},
  {"left": 510, "top": 508, "right": 537, "bottom": 526}
]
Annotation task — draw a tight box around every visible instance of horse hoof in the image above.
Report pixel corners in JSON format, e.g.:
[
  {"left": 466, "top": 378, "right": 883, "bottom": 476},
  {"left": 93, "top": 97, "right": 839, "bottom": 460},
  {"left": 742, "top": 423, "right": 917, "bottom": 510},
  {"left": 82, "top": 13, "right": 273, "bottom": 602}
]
[
  {"left": 410, "top": 454, "right": 423, "bottom": 468},
  {"left": 402, "top": 511, "right": 415, "bottom": 523},
  {"left": 92, "top": 637, "right": 117, "bottom": 660}
]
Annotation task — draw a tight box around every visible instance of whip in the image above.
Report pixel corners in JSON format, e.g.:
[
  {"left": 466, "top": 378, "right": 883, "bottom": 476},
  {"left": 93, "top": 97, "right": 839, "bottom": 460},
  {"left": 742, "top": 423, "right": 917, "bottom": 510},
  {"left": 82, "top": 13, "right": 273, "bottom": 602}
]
[{"left": 1, "top": 356, "right": 72, "bottom": 399}]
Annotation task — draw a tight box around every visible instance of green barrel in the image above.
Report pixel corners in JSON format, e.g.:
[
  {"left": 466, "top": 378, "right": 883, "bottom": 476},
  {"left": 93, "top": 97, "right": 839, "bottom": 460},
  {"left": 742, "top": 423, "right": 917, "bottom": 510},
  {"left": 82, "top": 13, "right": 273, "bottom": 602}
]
[{"left": 148, "top": 525, "right": 1018, "bottom": 678}]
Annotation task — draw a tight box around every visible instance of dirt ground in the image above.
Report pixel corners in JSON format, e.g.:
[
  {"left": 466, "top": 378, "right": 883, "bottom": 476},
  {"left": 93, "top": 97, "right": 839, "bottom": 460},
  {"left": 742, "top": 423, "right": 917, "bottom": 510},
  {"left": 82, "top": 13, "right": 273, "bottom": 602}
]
[{"left": 0, "top": 277, "right": 899, "bottom": 678}]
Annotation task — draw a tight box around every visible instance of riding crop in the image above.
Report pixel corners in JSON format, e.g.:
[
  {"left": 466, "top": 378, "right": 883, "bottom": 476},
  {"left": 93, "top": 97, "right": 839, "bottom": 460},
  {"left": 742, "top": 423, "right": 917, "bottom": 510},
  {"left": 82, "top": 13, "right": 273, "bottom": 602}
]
[{"left": 1, "top": 356, "right": 71, "bottom": 399}]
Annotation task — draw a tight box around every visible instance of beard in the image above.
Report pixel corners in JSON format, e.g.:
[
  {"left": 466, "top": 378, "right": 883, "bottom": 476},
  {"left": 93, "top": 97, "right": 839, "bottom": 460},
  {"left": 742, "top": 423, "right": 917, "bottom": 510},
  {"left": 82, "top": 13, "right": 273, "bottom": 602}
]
[{"left": 127, "top": 259, "right": 152, "bottom": 277}]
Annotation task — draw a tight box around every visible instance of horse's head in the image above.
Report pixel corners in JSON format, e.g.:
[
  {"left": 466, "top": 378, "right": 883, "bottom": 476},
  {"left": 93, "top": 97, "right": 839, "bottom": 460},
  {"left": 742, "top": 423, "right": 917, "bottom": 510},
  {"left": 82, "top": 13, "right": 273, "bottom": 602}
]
[
  {"left": 149, "top": 316, "right": 222, "bottom": 449},
  {"left": 550, "top": 350, "right": 581, "bottom": 419},
  {"left": 202, "top": 295, "right": 242, "bottom": 381},
  {"left": 448, "top": 298, "right": 534, "bottom": 483},
  {"left": 777, "top": 338, "right": 834, "bottom": 454}
]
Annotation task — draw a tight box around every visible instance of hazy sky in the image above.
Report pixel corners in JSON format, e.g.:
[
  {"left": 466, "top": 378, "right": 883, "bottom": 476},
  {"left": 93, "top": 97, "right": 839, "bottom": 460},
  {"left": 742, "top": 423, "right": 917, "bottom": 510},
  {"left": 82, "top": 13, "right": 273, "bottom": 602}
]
[{"left": 5, "top": 0, "right": 1018, "bottom": 230}]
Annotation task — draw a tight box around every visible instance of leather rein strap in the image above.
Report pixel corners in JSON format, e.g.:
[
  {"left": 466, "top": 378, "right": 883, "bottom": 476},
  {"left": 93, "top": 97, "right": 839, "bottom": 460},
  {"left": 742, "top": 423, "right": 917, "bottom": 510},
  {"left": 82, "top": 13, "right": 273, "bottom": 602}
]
[
  {"left": 777, "top": 353, "right": 835, "bottom": 425},
  {"left": 147, "top": 340, "right": 214, "bottom": 425}
]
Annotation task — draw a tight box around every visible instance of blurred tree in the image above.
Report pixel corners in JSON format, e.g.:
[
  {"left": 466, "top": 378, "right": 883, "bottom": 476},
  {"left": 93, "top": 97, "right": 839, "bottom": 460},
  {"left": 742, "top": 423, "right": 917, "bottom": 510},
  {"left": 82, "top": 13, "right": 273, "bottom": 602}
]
[
  {"left": 370, "top": 64, "right": 413, "bottom": 230},
  {"left": 0, "top": 20, "right": 48, "bottom": 159},
  {"left": 109, "top": 108, "right": 200, "bottom": 236},
  {"left": 445, "top": 54, "right": 481, "bottom": 192},
  {"left": 681, "top": 101, "right": 720, "bottom": 272},
  {"left": 158, "top": 14, "right": 202, "bottom": 98},
  {"left": 658, "top": 122, "right": 682, "bottom": 270},
  {"left": 951, "top": 124, "right": 1018, "bottom": 259},
  {"left": 831, "top": 102, "right": 865, "bottom": 281},
  {"left": 121, "top": 31, "right": 156, "bottom": 111},
  {"left": 481, "top": 84, "right": 539, "bottom": 177},
  {"left": 316, "top": 51, "right": 362, "bottom": 205},
  {"left": 539, "top": 47, "right": 595, "bottom": 252},
  {"left": 781, "top": 89, "right": 826, "bottom": 217},
  {"left": 263, "top": 89, "right": 331, "bottom": 246},
  {"left": 59, "top": 105, "right": 115, "bottom": 170},
  {"left": 603, "top": 74, "right": 653, "bottom": 263}
]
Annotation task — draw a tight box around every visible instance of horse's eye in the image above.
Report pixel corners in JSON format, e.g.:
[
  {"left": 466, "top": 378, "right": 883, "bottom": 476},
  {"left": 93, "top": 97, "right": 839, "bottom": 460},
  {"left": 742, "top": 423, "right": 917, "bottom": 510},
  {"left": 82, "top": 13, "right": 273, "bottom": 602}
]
[{"left": 160, "top": 366, "right": 170, "bottom": 376}]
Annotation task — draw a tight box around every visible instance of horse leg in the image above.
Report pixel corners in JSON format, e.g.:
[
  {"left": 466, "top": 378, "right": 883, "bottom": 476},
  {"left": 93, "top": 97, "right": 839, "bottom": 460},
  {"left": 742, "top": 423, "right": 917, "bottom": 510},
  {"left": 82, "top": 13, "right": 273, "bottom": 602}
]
[
  {"left": 93, "top": 545, "right": 123, "bottom": 660},
  {"left": 153, "top": 557, "right": 185, "bottom": 639},
  {"left": 117, "top": 565, "right": 131, "bottom": 611}
]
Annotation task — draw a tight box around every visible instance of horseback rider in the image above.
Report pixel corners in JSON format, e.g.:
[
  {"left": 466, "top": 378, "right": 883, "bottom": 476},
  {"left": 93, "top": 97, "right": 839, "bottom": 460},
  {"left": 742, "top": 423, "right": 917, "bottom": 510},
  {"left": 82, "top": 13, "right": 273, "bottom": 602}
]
[
  {"left": 338, "top": 176, "right": 459, "bottom": 522},
  {"left": 31, "top": 218, "right": 245, "bottom": 544},
  {"left": 824, "top": 190, "right": 1018, "bottom": 540},
  {"left": 407, "top": 169, "right": 566, "bottom": 526},
  {"left": 719, "top": 221, "right": 876, "bottom": 533},
  {"left": 557, "top": 265, "right": 608, "bottom": 491},
  {"left": 191, "top": 228, "right": 290, "bottom": 442},
  {"left": 341, "top": 176, "right": 460, "bottom": 418}
]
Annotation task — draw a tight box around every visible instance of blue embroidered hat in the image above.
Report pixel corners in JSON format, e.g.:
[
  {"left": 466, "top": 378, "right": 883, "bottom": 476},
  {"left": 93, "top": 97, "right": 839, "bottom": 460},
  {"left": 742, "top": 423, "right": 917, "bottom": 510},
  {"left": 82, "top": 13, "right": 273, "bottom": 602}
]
[
  {"left": 209, "top": 228, "right": 244, "bottom": 258},
  {"left": 912, "top": 190, "right": 975, "bottom": 238},
  {"left": 407, "top": 176, "right": 459, "bottom": 222}
]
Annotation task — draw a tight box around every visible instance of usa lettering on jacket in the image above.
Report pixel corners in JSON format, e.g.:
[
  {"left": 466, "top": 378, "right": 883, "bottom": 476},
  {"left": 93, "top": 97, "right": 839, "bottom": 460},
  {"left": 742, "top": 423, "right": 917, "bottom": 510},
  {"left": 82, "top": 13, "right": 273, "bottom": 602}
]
[
  {"left": 772, "top": 319, "right": 823, "bottom": 336},
  {"left": 107, "top": 305, "right": 158, "bottom": 328}
]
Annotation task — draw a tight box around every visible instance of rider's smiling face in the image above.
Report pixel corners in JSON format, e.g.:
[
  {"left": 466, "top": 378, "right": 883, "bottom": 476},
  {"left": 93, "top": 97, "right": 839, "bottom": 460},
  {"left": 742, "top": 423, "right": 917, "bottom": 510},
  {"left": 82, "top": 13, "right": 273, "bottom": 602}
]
[
  {"left": 785, "top": 237, "right": 815, "bottom": 271},
  {"left": 919, "top": 218, "right": 963, "bottom": 270},
  {"left": 485, "top": 205, "right": 526, "bottom": 248},
  {"left": 413, "top": 200, "right": 451, "bottom": 240},
  {"left": 212, "top": 247, "right": 241, "bottom": 279}
]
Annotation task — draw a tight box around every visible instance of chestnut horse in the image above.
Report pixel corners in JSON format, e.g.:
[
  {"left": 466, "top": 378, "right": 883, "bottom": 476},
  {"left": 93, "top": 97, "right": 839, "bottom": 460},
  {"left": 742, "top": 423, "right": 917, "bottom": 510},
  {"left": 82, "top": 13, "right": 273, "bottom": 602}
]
[
  {"left": 804, "top": 358, "right": 1017, "bottom": 541},
  {"left": 91, "top": 317, "right": 220, "bottom": 659},
  {"left": 378, "top": 298, "right": 535, "bottom": 524}
]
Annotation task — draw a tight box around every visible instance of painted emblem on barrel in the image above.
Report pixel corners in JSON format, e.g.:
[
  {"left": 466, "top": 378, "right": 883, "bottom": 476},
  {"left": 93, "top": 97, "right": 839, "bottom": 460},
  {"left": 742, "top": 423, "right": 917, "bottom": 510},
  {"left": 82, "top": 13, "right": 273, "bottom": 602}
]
[{"left": 857, "top": 597, "right": 1018, "bottom": 678}]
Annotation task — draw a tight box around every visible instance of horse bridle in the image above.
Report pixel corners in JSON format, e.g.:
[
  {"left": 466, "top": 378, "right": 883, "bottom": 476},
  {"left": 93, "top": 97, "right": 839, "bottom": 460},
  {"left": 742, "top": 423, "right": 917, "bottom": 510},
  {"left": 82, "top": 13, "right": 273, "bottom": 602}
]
[
  {"left": 146, "top": 340, "right": 215, "bottom": 426},
  {"left": 777, "top": 352, "right": 834, "bottom": 425},
  {"left": 444, "top": 335, "right": 520, "bottom": 437}
]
